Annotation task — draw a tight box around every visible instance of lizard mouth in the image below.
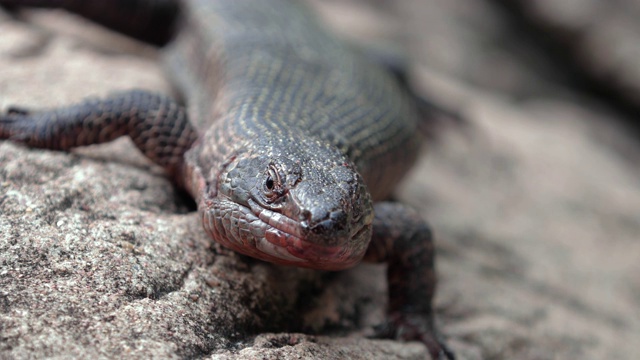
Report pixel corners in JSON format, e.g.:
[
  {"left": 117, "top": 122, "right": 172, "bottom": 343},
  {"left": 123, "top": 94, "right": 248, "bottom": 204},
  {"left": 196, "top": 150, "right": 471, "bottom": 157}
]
[
  {"left": 201, "top": 198, "right": 368, "bottom": 270},
  {"left": 247, "top": 198, "right": 369, "bottom": 269}
]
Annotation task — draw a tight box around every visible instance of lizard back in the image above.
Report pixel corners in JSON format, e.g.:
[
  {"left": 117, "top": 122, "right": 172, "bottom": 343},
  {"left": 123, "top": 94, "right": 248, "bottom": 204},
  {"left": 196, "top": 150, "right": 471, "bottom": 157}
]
[{"left": 165, "top": 0, "right": 423, "bottom": 200}]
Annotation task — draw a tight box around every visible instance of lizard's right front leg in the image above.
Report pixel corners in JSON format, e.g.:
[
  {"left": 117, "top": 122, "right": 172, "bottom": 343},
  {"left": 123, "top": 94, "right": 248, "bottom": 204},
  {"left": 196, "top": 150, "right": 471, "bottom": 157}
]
[
  {"left": 0, "top": 90, "right": 199, "bottom": 183},
  {"left": 364, "top": 202, "right": 454, "bottom": 360}
]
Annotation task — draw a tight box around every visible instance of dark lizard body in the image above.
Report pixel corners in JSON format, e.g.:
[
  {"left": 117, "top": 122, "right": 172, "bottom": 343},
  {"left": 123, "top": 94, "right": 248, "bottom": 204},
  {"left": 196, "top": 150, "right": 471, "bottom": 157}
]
[{"left": 0, "top": 1, "right": 452, "bottom": 358}]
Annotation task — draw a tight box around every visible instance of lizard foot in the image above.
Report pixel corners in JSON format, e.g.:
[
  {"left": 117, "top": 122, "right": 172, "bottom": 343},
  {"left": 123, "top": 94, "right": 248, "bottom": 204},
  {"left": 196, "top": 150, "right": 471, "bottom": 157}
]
[
  {"left": 372, "top": 312, "right": 455, "bottom": 360},
  {"left": 0, "top": 108, "right": 37, "bottom": 142}
]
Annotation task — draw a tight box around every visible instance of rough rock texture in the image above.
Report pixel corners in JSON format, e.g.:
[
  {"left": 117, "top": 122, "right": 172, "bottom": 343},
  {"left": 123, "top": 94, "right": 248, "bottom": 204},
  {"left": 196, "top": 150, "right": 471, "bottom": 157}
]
[{"left": 2, "top": 2, "right": 640, "bottom": 359}]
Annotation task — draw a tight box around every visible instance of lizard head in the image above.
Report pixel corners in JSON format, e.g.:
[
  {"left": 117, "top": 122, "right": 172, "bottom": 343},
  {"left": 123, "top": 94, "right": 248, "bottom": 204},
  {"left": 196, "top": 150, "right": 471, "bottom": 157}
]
[{"left": 198, "top": 138, "right": 374, "bottom": 270}]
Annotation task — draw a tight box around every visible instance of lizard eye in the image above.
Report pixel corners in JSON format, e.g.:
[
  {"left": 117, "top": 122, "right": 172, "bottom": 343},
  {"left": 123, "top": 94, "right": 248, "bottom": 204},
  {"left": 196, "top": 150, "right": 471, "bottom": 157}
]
[
  {"left": 263, "top": 164, "right": 284, "bottom": 201},
  {"left": 265, "top": 176, "right": 275, "bottom": 191}
]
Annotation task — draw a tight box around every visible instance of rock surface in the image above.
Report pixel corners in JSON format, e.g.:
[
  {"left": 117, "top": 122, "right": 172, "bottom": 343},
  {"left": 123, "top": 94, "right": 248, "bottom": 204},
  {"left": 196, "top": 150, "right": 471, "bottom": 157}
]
[{"left": 2, "top": 2, "right": 640, "bottom": 359}]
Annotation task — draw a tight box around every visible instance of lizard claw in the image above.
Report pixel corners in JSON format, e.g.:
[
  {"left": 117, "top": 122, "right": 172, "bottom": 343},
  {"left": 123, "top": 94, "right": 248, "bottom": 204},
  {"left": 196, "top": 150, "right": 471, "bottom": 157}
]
[
  {"left": 0, "top": 114, "right": 17, "bottom": 140},
  {"left": 6, "top": 106, "right": 31, "bottom": 116},
  {"left": 1, "top": 109, "right": 34, "bottom": 141},
  {"left": 372, "top": 313, "right": 455, "bottom": 360}
]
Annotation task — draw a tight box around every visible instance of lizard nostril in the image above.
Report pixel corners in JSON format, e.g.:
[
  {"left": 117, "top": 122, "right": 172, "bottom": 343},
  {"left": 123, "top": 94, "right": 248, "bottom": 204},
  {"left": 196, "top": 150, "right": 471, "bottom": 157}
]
[
  {"left": 329, "top": 210, "right": 347, "bottom": 229},
  {"left": 300, "top": 209, "right": 312, "bottom": 222}
]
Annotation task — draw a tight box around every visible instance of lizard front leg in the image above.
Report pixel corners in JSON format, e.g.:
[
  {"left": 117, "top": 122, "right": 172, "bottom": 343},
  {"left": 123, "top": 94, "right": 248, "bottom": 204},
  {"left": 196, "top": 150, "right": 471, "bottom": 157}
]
[
  {"left": 0, "top": 90, "right": 198, "bottom": 185},
  {"left": 364, "top": 202, "right": 454, "bottom": 360}
]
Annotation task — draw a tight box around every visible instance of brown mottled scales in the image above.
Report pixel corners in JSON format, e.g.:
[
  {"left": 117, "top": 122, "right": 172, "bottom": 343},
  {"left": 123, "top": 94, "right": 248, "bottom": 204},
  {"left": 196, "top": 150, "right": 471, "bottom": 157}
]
[{"left": 0, "top": 0, "right": 452, "bottom": 358}]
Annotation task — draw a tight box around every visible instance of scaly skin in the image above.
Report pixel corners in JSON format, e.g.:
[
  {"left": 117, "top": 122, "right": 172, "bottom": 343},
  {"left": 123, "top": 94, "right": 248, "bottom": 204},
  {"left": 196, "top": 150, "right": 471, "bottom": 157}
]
[{"left": 0, "top": 0, "right": 453, "bottom": 358}]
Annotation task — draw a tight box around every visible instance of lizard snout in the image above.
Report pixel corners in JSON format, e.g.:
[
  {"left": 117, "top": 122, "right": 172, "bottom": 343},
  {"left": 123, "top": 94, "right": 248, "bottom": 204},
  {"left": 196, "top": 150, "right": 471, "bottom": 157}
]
[{"left": 301, "top": 208, "right": 350, "bottom": 244}]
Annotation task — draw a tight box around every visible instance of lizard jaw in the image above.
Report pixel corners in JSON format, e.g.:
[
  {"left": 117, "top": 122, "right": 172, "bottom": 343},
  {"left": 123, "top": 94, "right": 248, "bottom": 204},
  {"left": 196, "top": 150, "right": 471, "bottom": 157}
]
[
  {"left": 200, "top": 198, "right": 368, "bottom": 270},
  {"left": 247, "top": 198, "right": 369, "bottom": 270}
]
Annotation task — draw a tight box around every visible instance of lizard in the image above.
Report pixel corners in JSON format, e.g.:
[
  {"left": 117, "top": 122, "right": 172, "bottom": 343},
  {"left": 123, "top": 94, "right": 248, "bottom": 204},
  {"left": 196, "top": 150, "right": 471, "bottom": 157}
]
[{"left": 0, "top": 0, "right": 454, "bottom": 358}]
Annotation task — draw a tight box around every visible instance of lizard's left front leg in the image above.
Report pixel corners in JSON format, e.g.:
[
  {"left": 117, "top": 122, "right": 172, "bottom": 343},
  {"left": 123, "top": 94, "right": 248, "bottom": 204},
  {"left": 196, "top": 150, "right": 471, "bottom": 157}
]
[
  {"left": 0, "top": 90, "right": 198, "bottom": 185},
  {"left": 364, "top": 202, "right": 454, "bottom": 360}
]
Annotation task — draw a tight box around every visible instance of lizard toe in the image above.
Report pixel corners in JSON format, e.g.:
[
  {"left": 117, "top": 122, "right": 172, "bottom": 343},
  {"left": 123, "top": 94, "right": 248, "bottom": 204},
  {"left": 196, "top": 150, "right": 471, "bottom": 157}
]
[{"left": 371, "top": 313, "right": 454, "bottom": 360}]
